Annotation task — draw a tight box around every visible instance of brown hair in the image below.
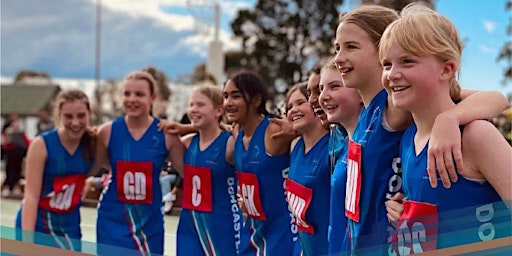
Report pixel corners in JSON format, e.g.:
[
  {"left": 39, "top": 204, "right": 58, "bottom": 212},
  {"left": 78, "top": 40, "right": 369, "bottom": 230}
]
[
  {"left": 338, "top": 5, "right": 399, "bottom": 48},
  {"left": 54, "top": 89, "right": 95, "bottom": 163},
  {"left": 285, "top": 82, "right": 308, "bottom": 114},
  {"left": 124, "top": 70, "right": 157, "bottom": 115}
]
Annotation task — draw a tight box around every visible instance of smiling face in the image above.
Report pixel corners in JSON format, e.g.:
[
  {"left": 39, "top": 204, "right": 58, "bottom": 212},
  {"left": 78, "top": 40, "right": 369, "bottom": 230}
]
[
  {"left": 286, "top": 87, "right": 321, "bottom": 135},
  {"left": 319, "top": 68, "right": 362, "bottom": 125},
  {"left": 306, "top": 72, "right": 330, "bottom": 127},
  {"left": 187, "top": 91, "right": 223, "bottom": 130},
  {"left": 59, "top": 99, "right": 90, "bottom": 141},
  {"left": 334, "top": 22, "right": 383, "bottom": 92},
  {"left": 122, "top": 78, "right": 155, "bottom": 117},
  {"left": 381, "top": 43, "right": 449, "bottom": 112},
  {"left": 223, "top": 79, "right": 249, "bottom": 124}
]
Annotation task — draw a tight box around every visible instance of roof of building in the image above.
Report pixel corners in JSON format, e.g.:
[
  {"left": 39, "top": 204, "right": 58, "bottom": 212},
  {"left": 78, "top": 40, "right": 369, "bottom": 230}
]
[{"left": 1, "top": 83, "right": 61, "bottom": 116}]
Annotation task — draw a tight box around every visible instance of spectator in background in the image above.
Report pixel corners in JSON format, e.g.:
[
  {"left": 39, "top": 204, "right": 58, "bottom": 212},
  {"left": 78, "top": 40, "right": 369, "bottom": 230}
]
[
  {"left": 1, "top": 116, "right": 30, "bottom": 198},
  {"left": 36, "top": 108, "right": 55, "bottom": 136},
  {"left": 160, "top": 160, "right": 178, "bottom": 213}
]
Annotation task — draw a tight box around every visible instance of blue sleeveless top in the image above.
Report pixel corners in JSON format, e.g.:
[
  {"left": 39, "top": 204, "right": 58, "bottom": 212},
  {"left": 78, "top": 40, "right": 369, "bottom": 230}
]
[
  {"left": 329, "top": 135, "right": 349, "bottom": 255},
  {"left": 400, "top": 124, "right": 511, "bottom": 250},
  {"left": 234, "top": 116, "right": 297, "bottom": 255},
  {"left": 177, "top": 131, "right": 241, "bottom": 255},
  {"left": 96, "top": 117, "right": 168, "bottom": 254},
  {"left": 345, "top": 90, "right": 404, "bottom": 255},
  {"left": 15, "top": 129, "right": 91, "bottom": 250},
  {"left": 289, "top": 134, "right": 330, "bottom": 256}
]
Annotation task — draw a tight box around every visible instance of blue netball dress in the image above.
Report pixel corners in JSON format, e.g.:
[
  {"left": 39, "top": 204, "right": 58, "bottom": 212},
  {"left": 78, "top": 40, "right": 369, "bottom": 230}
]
[
  {"left": 15, "top": 129, "right": 91, "bottom": 251},
  {"left": 235, "top": 116, "right": 298, "bottom": 256},
  {"left": 329, "top": 125, "right": 348, "bottom": 170},
  {"left": 392, "top": 124, "right": 512, "bottom": 254},
  {"left": 96, "top": 117, "right": 167, "bottom": 255},
  {"left": 176, "top": 131, "right": 241, "bottom": 255},
  {"left": 286, "top": 134, "right": 330, "bottom": 256},
  {"left": 328, "top": 135, "right": 349, "bottom": 255},
  {"left": 344, "top": 90, "right": 404, "bottom": 255}
]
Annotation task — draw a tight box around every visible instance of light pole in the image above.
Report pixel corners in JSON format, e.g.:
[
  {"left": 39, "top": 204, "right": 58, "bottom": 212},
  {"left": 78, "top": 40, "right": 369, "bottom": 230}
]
[
  {"left": 95, "top": 0, "right": 102, "bottom": 89},
  {"left": 188, "top": 1, "right": 224, "bottom": 85}
]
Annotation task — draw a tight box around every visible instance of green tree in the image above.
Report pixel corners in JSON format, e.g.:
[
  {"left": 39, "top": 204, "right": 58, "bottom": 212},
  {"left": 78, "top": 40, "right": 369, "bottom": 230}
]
[
  {"left": 361, "top": 0, "right": 435, "bottom": 11},
  {"left": 190, "top": 63, "right": 218, "bottom": 85},
  {"left": 229, "top": 0, "right": 343, "bottom": 94},
  {"left": 497, "top": 0, "right": 511, "bottom": 85},
  {"left": 13, "top": 70, "right": 52, "bottom": 84},
  {"left": 143, "top": 66, "right": 172, "bottom": 100}
]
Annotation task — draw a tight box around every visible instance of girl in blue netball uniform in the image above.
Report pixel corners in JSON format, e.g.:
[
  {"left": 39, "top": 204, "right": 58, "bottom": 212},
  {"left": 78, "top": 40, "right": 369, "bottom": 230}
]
[
  {"left": 317, "top": 59, "right": 363, "bottom": 255},
  {"left": 223, "top": 71, "right": 298, "bottom": 255},
  {"left": 333, "top": 5, "right": 508, "bottom": 254},
  {"left": 285, "top": 83, "right": 330, "bottom": 256},
  {"left": 380, "top": 5, "right": 511, "bottom": 254},
  {"left": 93, "top": 71, "right": 185, "bottom": 255},
  {"left": 176, "top": 85, "right": 241, "bottom": 256},
  {"left": 16, "top": 89, "right": 94, "bottom": 251}
]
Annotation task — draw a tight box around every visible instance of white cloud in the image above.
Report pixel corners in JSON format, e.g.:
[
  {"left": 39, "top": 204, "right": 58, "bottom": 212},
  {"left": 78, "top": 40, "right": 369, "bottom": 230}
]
[
  {"left": 1, "top": 0, "right": 251, "bottom": 81},
  {"left": 482, "top": 20, "right": 496, "bottom": 34},
  {"left": 478, "top": 44, "right": 497, "bottom": 54}
]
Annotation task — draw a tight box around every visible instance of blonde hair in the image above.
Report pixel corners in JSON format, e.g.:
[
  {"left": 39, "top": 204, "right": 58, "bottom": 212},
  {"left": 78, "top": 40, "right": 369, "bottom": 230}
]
[
  {"left": 339, "top": 5, "right": 399, "bottom": 48},
  {"left": 379, "top": 3, "right": 462, "bottom": 101},
  {"left": 193, "top": 85, "right": 223, "bottom": 108},
  {"left": 192, "top": 85, "right": 224, "bottom": 122},
  {"left": 53, "top": 89, "right": 95, "bottom": 163},
  {"left": 320, "top": 58, "right": 337, "bottom": 76}
]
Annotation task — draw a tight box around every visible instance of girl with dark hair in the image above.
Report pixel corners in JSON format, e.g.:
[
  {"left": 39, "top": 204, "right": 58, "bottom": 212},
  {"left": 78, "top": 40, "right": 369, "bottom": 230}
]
[{"left": 223, "top": 71, "right": 298, "bottom": 255}]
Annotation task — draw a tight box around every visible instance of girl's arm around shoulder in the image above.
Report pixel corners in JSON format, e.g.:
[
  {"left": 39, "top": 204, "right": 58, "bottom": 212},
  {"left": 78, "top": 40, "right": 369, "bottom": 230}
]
[
  {"left": 166, "top": 133, "right": 185, "bottom": 176},
  {"left": 265, "top": 120, "right": 294, "bottom": 156},
  {"left": 462, "top": 120, "right": 512, "bottom": 201},
  {"left": 427, "top": 90, "right": 508, "bottom": 188},
  {"left": 21, "top": 136, "right": 47, "bottom": 231},
  {"left": 88, "top": 122, "right": 112, "bottom": 176}
]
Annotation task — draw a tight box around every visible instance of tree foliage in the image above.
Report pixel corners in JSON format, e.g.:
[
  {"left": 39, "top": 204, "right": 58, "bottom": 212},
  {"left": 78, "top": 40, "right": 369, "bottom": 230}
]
[
  {"left": 228, "top": 0, "right": 343, "bottom": 94},
  {"left": 497, "top": 0, "right": 511, "bottom": 85},
  {"left": 143, "top": 66, "right": 172, "bottom": 100},
  {"left": 13, "top": 70, "right": 52, "bottom": 84},
  {"left": 361, "top": 0, "right": 434, "bottom": 11},
  {"left": 190, "top": 63, "right": 218, "bottom": 85}
]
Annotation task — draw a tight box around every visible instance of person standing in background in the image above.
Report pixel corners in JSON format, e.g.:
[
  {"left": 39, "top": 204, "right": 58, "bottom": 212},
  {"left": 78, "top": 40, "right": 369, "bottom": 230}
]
[{"left": 36, "top": 108, "right": 55, "bottom": 136}]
